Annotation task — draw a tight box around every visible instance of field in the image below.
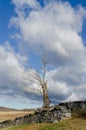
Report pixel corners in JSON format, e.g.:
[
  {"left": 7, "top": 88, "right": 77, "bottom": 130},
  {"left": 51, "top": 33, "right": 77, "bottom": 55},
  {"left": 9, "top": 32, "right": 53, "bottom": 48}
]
[
  {"left": 0, "top": 111, "right": 34, "bottom": 121},
  {"left": 0, "top": 109, "right": 86, "bottom": 130}
]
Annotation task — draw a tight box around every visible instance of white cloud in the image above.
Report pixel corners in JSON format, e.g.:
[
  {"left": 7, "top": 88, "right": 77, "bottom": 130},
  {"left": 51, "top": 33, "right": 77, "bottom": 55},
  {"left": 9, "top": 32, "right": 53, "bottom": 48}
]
[
  {"left": 12, "top": 0, "right": 40, "bottom": 9},
  {"left": 0, "top": 43, "right": 29, "bottom": 104},
  {"left": 10, "top": 1, "right": 86, "bottom": 62},
  {"left": 8, "top": 0, "right": 86, "bottom": 106}
]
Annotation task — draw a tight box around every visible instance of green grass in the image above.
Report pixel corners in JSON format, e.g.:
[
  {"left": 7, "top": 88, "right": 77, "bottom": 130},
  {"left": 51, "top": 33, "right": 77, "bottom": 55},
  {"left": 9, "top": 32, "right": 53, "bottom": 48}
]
[
  {"left": 39, "top": 123, "right": 67, "bottom": 130},
  {"left": 0, "top": 123, "right": 65, "bottom": 130},
  {"left": 0, "top": 124, "right": 30, "bottom": 130}
]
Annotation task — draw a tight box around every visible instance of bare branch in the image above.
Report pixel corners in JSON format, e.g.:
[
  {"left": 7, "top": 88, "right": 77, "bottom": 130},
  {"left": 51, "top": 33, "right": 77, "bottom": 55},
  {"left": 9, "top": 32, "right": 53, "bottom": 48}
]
[
  {"left": 27, "top": 86, "right": 43, "bottom": 95},
  {"left": 18, "top": 54, "right": 50, "bottom": 108},
  {"left": 41, "top": 55, "right": 48, "bottom": 83}
]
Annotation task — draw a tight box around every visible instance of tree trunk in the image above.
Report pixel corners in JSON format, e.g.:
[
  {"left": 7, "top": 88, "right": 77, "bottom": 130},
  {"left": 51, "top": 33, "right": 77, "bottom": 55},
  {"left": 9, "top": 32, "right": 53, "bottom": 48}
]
[{"left": 42, "top": 82, "right": 50, "bottom": 108}]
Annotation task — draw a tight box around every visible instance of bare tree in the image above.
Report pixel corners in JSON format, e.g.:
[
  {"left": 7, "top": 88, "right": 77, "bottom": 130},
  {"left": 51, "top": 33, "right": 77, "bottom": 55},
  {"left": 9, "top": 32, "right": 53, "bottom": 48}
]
[
  {"left": 40, "top": 56, "right": 50, "bottom": 108},
  {"left": 24, "top": 55, "right": 50, "bottom": 108}
]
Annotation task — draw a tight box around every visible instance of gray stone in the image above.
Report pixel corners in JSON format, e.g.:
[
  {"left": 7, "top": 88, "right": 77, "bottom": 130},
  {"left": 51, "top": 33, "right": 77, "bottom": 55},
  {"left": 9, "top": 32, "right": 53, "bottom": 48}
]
[
  {"left": 53, "top": 119, "right": 59, "bottom": 124},
  {"left": 59, "top": 101, "right": 86, "bottom": 111},
  {"left": 65, "top": 112, "right": 71, "bottom": 118}
]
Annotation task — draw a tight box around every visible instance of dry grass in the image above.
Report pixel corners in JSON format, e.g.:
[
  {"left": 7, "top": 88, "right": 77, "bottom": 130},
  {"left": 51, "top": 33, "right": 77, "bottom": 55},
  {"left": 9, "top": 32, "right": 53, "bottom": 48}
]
[{"left": 0, "top": 111, "right": 34, "bottom": 121}]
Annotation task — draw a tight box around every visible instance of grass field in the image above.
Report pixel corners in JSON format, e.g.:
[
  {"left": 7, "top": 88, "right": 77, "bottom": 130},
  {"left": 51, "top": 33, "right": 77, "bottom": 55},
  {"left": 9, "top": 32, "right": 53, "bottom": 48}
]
[{"left": 0, "top": 109, "right": 86, "bottom": 130}]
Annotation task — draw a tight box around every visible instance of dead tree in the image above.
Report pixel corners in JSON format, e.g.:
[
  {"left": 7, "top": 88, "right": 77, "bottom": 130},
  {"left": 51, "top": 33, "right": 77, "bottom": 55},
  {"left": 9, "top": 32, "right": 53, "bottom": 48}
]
[
  {"left": 41, "top": 56, "right": 50, "bottom": 108},
  {"left": 24, "top": 56, "right": 50, "bottom": 108}
]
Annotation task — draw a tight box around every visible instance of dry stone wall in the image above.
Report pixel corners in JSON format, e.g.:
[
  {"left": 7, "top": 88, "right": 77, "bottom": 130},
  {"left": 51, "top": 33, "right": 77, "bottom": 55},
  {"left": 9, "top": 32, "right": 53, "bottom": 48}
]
[{"left": 59, "top": 101, "right": 86, "bottom": 111}]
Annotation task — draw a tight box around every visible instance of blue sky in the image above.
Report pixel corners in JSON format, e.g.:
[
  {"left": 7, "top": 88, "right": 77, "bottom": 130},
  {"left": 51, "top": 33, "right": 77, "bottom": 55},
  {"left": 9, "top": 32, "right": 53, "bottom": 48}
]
[
  {"left": 0, "top": 0, "right": 13, "bottom": 42},
  {"left": 0, "top": 0, "right": 86, "bottom": 109}
]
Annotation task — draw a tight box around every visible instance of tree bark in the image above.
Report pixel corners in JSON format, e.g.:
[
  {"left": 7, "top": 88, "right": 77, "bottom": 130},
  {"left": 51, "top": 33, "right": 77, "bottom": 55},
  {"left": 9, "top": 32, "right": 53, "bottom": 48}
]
[{"left": 42, "top": 82, "right": 50, "bottom": 108}]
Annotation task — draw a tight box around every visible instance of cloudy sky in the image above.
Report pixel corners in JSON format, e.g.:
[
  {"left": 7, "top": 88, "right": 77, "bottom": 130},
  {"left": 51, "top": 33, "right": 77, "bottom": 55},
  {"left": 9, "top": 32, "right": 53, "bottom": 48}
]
[{"left": 0, "top": 0, "right": 86, "bottom": 109}]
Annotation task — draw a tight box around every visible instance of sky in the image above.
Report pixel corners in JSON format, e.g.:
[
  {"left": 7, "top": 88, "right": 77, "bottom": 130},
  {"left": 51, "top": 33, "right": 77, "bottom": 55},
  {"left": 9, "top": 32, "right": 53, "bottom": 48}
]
[{"left": 0, "top": 0, "right": 86, "bottom": 109}]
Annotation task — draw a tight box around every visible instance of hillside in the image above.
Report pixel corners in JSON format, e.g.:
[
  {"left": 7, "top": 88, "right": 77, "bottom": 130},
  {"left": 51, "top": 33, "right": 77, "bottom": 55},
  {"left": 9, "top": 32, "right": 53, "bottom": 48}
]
[
  {"left": 0, "top": 106, "right": 17, "bottom": 112},
  {"left": 0, "top": 106, "right": 35, "bottom": 122}
]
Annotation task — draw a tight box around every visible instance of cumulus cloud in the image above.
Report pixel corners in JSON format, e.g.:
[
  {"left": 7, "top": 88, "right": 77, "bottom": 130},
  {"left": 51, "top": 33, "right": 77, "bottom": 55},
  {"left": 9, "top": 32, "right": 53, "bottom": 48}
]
[
  {"left": 0, "top": 43, "right": 24, "bottom": 92},
  {"left": 46, "top": 68, "right": 86, "bottom": 102},
  {"left": 0, "top": 42, "right": 34, "bottom": 108},
  {"left": 10, "top": 1, "right": 86, "bottom": 64},
  {"left": 7, "top": 0, "right": 86, "bottom": 107}
]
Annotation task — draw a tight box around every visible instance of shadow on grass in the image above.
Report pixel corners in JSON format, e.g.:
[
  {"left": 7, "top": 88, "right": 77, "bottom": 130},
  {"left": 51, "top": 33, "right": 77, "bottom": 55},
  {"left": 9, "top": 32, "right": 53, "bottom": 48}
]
[{"left": 72, "top": 108, "right": 86, "bottom": 119}]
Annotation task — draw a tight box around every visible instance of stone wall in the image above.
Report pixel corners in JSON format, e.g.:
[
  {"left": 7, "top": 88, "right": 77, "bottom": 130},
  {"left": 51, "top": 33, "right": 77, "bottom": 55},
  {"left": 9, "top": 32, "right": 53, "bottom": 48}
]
[
  {"left": 0, "top": 106, "right": 71, "bottom": 129},
  {"left": 59, "top": 101, "right": 86, "bottom": 111}
]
